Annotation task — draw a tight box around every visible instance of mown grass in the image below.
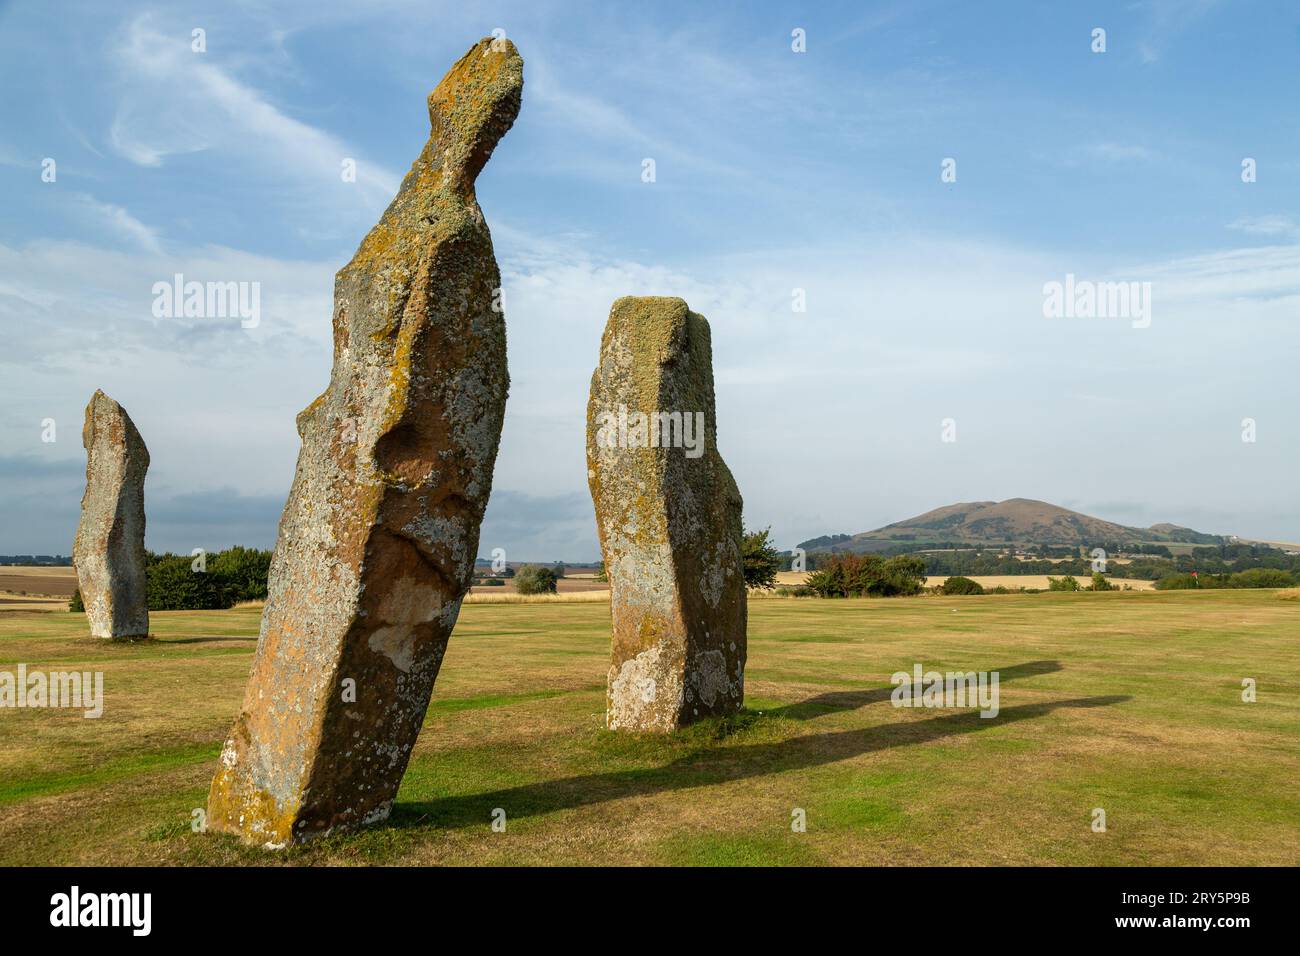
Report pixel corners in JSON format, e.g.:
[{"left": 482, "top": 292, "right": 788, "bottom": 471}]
[{"left": 0, "top": 589, "right": 1296, "bottom": 866}]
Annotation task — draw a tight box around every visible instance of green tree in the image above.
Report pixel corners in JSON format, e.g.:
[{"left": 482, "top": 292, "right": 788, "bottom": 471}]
[
  {"left": 209, "top": 546, "right": 273, "bottom": 602},
  {"left": 1228, "top": 567, "right": 1294, "bottom": 588},
  {"left": 514, "top": 564, "right": 558, "bottom": 595},
  {"left": 941, "top": 575, "right": 984, "bottom": 595},
  {"left": 147, "top": 554, "right": 234, "bottom": 610},
  {"left": 741, "top": 527, "right": 781, "bottom": 590},
  {"left": 806, "top": 560, "right": 848, "bottom": 597},
  {"left": 805, "top": 553, "right": 925, "bottom": 598},
  {"left": 877, "top": 555, "right": 927, "bottom": 596}
]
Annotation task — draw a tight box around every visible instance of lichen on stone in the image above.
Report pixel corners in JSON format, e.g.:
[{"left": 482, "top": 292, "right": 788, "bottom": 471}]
[
  {"left": 586, "top": 297, "right": 747, "bottom": 732},
  {"left": 72, "top": 389, "right": 149, "bottom": 640},
  {"left": 207, "top": 37, "right": 523, "bottom": 846}
]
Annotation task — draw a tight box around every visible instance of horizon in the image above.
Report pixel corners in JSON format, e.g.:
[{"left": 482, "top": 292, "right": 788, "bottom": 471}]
[
  {"left": 3, "top": 0, "right": 1297, "bottom": 558},
  {"left": 5, "top": 493, "right": 1297, "bottom": 563}
]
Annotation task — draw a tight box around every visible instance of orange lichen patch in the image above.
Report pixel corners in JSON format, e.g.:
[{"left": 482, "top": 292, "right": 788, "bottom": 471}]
[{"left": 207, "top": 754, "right": 301, "bottom": 847}]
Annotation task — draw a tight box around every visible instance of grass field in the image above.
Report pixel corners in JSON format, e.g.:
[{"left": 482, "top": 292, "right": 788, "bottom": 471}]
[{"left": 0, "top": 589, "right": 1296, "bottom": 866}]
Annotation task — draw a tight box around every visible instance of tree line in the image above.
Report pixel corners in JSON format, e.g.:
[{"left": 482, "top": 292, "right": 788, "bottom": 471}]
[{"left": 71, "top": 547, "right": 272, "bottom": 611}]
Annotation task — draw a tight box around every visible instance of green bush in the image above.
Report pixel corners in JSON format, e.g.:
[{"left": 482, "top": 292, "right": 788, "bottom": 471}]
[
  {"left": 514, "top": 564, "right": 558, "bottom": 595},
  {"left": 208, "top": 546, "right": 273, "bottom": 602},
  {"left": 941, "top": 576, "right": 984, "bottom": 595},
  {"left": 1229, "top": 567, "right": 1295, "bottom": 588},
  {"left": 775, "top": 585, "right": 814, "bottom": 597},
  {"left": 147, "top": 554, "right": 234, "bottom": 610},
  {"left": 806, "top": 553, "right": 927, "bottom": 598},
  {"left": 70, "top": 546, "right": 275, "bottom": 611},
  {"left": 1089, "top": 572, "right": 1115, "bottom": 591},
  {"left": 1155, "top": 573, "right": 1201, "bottom": 590},
  {"left": 1047, "top": 575, "right": 1081, "bottom": 592}
]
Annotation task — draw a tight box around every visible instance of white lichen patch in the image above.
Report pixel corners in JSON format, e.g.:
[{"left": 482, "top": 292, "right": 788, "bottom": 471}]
[
  {"left": 690, "top": 650, "right": 729, "bottom": 708},
  {"left": 367, "top": 625, "right": 418, "bottom": 673},
  {"left": 608, "top": 644, "right": 683, "bottom": 731}
]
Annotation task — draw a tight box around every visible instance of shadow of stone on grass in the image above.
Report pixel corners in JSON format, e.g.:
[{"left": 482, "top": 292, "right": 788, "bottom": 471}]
[
  {"left": 390, "top": 690, "right": 1127, "bottom": 832},
  {"left": 762, "top": 659, "right": 1062, "bottom": 721}
]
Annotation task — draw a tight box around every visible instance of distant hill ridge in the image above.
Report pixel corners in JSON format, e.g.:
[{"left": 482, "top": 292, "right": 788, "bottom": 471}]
[{"left": 799, "top": 498, "right": 1223, "bottom": 552}]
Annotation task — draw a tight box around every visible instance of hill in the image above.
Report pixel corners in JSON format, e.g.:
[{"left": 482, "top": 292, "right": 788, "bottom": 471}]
[{"left": 812, "top": 498, "right": 1223, "bottom": 552}]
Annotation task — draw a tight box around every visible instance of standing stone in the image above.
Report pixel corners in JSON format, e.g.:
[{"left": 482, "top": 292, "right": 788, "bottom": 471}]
[
  {"left": 207, "top": 38, "right": 522, "bottom": 846},
  {"left": 72, "top": 390, "right": 150, "bottom": 640},
  {"left": 586, "top": 297, "right": 747, "bottom": 732}
]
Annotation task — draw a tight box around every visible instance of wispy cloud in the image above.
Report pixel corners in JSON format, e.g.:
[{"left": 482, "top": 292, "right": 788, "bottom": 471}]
[
  {"left": 71, "top": 192, "right": 162, "bottom": 253},
  {"left": 1085, "top": 142, "right": 1158, "bottom": 164},
  {"left": 1131, "top": 0, "right": 1223, "bottom": 64},
  {"left": 109, "top": 14, "right": 400, "bottom": 207},
  {"left": 1227, "top": 215, "right": 1299, "bottom": 239}
]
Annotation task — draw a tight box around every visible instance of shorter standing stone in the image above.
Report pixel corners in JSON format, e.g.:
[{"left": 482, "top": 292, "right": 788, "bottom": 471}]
[
  {"left": 586, "top": 296, "right": 747, "bottom": 732},
  {"left": 72, "top": 389, "right": 150, "bottom": 640}
]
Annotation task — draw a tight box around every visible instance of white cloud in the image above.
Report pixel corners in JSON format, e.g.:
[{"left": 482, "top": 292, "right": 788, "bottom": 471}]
[
  {"left": 1227, "top": 215, "right": 1298, "bottom": 239},
  {"left": 1085, "top": 142, "right": 1158, "bottom": 164},
  {"left": 2, "top": 225, "right": 1298, "bottom": 555},
  {"left": 71, "top": 193, "right": 163, "bottom": 254},
  {"left": 109, "top": 14, "right": 399, "bottom": 208}
]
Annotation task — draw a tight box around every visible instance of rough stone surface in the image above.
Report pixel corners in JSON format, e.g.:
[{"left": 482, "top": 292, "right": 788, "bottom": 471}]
[
  {"left": 72, "top": 390, "right": 150, "bottom": 640},
  {"left": 207, "top": 38, "right": 522, "bottom": 846},
  {"left": 586, "top": 296, "right": 747, "bottom": 732}
]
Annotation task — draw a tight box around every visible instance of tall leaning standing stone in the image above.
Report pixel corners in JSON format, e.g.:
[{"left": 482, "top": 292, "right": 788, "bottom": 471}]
[
  {"left": 207, "top": 38, "right": 522, "bottom": 846},
  {"left": 586, "top": 297, "right": 747, "bottom": 732},
  {"left": 72, "top": 389, "right": 150, "bottom": 640}
]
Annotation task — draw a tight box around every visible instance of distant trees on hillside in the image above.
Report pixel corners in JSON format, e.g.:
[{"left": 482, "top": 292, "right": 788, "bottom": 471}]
[
  {"left": 796, "top": 533, "right": 852, "bottom": 551},
  {"left": 794, "top": 541, "right": 1300, "bottom": 583}
]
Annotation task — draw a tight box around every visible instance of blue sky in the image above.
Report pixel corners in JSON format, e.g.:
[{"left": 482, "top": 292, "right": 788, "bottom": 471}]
[{"left": 1, "top": 0, "right": 1298, "bottom": 558}]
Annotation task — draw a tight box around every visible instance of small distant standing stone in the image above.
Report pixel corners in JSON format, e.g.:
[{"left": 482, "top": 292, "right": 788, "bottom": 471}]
[{"left": 72, "top": 389, "right": 150, "bottom": 640}]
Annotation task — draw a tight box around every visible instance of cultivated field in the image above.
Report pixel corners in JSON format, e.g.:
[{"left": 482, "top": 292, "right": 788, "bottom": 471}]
[
  {"left": 771, "top": 571, "right": 1156, "bottom": 591},
  {"left": 935, "top": 575, "right": 1156, "bottom": 591},
  {"left": 0, "top": 566, "right": 76, "bottom": 611},
  {"left": 0, "top": 590, "right": 1296, "bottom": 865},
  {"left": 0, "top": 566, "right": 77, "bottom": 597}
]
